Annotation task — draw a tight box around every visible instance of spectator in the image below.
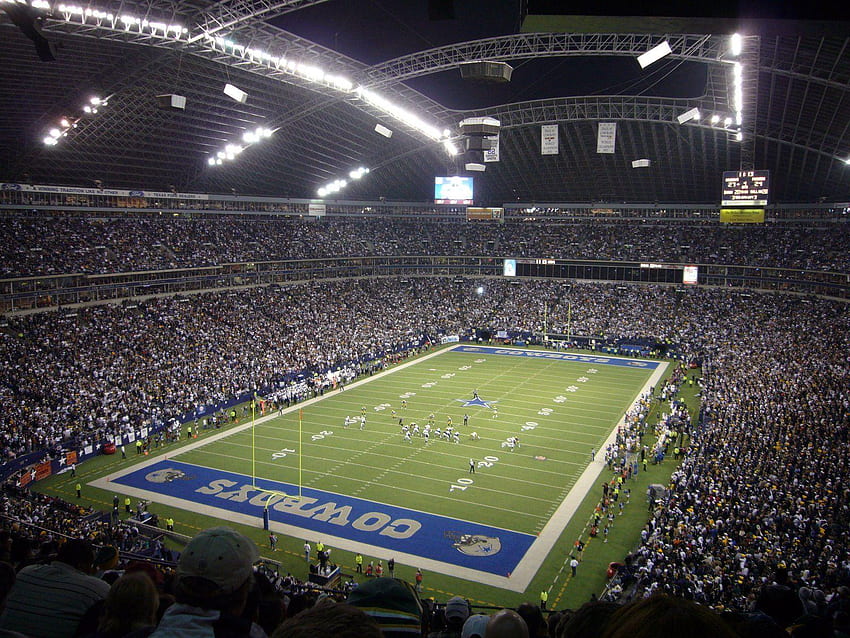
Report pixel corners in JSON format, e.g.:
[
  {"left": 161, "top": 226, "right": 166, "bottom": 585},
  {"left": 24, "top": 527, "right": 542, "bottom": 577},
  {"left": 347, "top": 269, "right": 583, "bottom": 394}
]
[
  {"left": 554, "top": 601, "right": 619, "bottom": 638},
  {"left": 0, "top": 562, "right": 26, "bottom": 638},
  {"left": 515, "top": 603, "right": 546, "bottom": 638},
  {"left": 147, "top": 526, "right": 261, "bottom": 638},
  {"left": 485, "top": 609, "right": 528, "bottom": 638},
  {"left": 599, "top": 595, "right": 737, "bottom": 638},
  {"left": 86, "top": 571, "right": 159, "bottom": 638},
  {"left": 270, "top": 601, "right": 381, "bottom": 638},
  {"left": 429, "top": 596, "right": 470, "bottom": 637},
  {"left": 461, "top": 614, "right": 489, "bottom": 638},
  {"left": 347, "top": 577, "right": 423, "bottom": 637},
  {"left": 0, "top": 538, "right": 110, "bottom": 638}
]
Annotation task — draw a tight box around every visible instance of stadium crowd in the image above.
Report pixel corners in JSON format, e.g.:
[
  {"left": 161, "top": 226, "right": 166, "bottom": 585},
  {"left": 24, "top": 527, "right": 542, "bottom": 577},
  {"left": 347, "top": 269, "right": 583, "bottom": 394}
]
[
  {"left": 1, "top": 214, "right": 849, "bottom": 277},
  {"left": 0, "top": 222, "right": 848, "bottom": 634}
]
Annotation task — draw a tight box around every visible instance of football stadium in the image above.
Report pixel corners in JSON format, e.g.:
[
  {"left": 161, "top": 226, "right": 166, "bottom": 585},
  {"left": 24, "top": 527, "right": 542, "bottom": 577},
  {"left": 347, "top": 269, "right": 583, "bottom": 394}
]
[{"left": 0, "top": 1, "right": 849, "bottom": 637}]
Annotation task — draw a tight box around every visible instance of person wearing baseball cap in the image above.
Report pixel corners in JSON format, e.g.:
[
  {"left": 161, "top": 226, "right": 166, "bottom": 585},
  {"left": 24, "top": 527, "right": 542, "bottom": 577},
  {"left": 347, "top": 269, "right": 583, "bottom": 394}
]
[
  {"left": 461, "top": 614, "right": 490, "bottom": 638},
  {"left": 148, "top": 526, "right": 260, "bottom": 638},
  {"left": 428, "top": 596, "right": 470, "bottom": 637}
]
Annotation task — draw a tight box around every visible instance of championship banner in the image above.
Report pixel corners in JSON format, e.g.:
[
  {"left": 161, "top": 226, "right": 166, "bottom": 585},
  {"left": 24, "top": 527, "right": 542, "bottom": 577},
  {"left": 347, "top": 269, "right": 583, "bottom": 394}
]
[
  {"left": 596, "top": 122, "right": 617, "bottom": 154},
  {"left": 541, "top": 124, "right": 558, "bottom": 155},
  {"left": 1, "top": 183, "right": 209, "bottom": 200},
  {"left": 484, "top": 135, "right": 500, "bottom": 162}
]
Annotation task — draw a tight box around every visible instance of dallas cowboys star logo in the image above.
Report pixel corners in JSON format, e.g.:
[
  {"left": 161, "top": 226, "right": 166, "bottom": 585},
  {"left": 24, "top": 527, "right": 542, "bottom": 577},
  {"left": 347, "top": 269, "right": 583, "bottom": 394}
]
[{"left": 456, "top": 396, "right": 498, "bottom": 408}]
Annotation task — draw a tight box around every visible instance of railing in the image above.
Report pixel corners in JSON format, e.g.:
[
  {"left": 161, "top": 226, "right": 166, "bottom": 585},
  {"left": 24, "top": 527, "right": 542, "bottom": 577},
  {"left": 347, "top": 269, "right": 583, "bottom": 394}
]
[{"left": 1, "top": 255, "right": 846, "bottom": 314}]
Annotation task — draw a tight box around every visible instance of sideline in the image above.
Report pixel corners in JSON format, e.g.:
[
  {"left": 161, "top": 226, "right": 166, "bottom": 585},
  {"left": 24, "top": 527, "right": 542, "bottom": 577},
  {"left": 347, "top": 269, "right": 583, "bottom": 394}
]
[{"left": 92, "top": 346, "right": 667, "bottom": 592}]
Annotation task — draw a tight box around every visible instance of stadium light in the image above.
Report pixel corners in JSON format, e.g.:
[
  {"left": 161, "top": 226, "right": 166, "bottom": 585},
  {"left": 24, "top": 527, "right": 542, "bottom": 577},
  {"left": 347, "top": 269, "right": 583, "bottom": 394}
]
[
  {"left": 710, "top": 114, "right": 721, "bottom": 124},
  {"left": 223, "top": 83, "right": 248, "bottom": 104},
  {"left": 637, "top": 40, "right": 672, "bottom": 69},
  {"left": 730, "top": 33, "right": 743, "bottom": 56}
]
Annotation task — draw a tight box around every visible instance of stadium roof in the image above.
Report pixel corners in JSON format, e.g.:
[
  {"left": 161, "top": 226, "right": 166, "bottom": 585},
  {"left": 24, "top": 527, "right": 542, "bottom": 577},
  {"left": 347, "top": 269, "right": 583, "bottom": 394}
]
[{"left": 1, "top": 0, "right": 849, "bottom": 205}]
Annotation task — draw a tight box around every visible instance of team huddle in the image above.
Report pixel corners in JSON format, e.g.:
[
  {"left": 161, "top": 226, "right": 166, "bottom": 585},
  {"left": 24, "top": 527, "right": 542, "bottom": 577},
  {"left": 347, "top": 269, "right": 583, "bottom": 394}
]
[{"left": 338, "top": 391, "right": 518, "bottom": 452}]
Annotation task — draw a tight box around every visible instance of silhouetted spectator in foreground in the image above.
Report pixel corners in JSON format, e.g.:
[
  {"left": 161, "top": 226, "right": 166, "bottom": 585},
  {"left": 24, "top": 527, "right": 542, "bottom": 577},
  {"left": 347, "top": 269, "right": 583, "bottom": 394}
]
[
  {"left": 600, "top": 594, "right": 738, "bottom": 638},
  {"left": 271, "top": 601, "right": 381, "bottom": 638},
  {"left": 0, "top": 538, "right": 110, "bottom": 638},
  {"left": 147, "top": 526, "right": 261, "bottom": 638}
]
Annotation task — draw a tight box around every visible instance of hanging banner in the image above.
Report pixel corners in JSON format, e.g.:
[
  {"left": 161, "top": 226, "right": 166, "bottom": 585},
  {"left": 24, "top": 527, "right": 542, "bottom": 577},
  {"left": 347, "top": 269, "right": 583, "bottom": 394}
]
[
  {"left": 597, "top": 122, "right": 617, "bottom": 154},
  {"left": 541, "top": 124, "right": 559, "bottom": 155},
  {"left": 484, "top": 135, "right": 500, "bottom": 162}
]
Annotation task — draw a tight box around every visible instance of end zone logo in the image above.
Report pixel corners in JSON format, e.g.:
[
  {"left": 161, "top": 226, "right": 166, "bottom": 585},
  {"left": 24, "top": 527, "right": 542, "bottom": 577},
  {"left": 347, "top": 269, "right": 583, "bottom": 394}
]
[
  {"left": 446, "top": 531, "right": 502, "bottom": 556},
  {"left": 146, "top": 468, "right": 192, "bottom": 483}
]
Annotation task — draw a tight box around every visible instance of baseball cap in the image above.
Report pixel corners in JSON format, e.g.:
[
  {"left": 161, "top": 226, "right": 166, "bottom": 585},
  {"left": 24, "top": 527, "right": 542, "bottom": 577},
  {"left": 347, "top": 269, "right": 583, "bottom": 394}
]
[
  {"left": 462, "top": 614, "right": 490, "bottom": 638},
  {"left": 178, "top": 527, "right": 259, "bottom": 594},
  {"left": 445, "top": 596, "right": 470, "bottom": 622}
]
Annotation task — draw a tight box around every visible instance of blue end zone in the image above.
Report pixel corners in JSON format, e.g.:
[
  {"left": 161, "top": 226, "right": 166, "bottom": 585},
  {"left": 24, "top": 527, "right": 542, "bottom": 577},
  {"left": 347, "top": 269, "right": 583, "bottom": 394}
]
[
  {"left": 451, "top": 345, "right": 661, "bottom": 369},
  {"left": 114, "top": 460, "right": 535, "bottom": 576}
]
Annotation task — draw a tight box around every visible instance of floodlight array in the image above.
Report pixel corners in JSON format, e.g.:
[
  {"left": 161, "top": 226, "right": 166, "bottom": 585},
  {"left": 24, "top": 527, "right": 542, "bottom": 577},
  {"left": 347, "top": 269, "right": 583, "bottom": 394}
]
[
  {"left": 316, "top": 167, "right": 369, "bottom": 198},
  {"left": 53, "top": 3, "right": 188, "bottom": 37},
  {"left": 205, "top": 34, "right": 453, "bottom": 146},
  {"left": 207, "top": 35, "right": 353, "bottom": 92},
  {"left": 207, "top": 126, "right": 273, "bottom": 166},
  {"left": 13, "top": 1, "right": 454, "bottom": 158},
  {"left": 42, "top": 95, "right": 108, "bottom": 147}
]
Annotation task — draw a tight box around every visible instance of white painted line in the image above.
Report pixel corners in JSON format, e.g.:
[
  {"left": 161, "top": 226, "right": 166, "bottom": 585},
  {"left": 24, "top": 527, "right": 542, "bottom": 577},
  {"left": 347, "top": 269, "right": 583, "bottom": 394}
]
[{"left": 90, "top": 347, "right": 667, "bottom": 592}]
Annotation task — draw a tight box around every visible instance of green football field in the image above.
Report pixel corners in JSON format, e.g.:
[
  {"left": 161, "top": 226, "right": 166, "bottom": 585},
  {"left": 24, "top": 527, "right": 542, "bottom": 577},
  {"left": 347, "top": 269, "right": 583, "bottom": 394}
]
[
  {"left": 68, "top": 343, "right": 682, "bottom": 606},
  {"left": 179, "top": 346, "right": 657, "bottom": 537}
]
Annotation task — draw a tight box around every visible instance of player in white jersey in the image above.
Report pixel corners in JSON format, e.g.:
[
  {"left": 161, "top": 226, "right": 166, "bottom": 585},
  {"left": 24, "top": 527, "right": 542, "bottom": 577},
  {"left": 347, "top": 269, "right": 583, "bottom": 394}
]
[
  {"left": 453, "top": 432, "right": 460, "bottom": 444},
  {"left": 404, "top": 431, "right": 412, "bottom": 443}
]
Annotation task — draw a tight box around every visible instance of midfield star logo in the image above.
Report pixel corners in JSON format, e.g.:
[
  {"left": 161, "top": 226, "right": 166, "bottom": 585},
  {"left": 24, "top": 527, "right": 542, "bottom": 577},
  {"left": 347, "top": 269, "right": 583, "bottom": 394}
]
[{"left": 456, "top": 396, "right": 498, "bottom": 409}]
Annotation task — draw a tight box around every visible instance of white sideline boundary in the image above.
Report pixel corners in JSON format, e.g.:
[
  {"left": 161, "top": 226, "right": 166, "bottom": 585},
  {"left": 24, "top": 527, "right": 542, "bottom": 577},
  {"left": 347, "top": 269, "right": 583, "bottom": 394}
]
[{"left": 91, "top": 346, "right": 668, "bottom": 592}]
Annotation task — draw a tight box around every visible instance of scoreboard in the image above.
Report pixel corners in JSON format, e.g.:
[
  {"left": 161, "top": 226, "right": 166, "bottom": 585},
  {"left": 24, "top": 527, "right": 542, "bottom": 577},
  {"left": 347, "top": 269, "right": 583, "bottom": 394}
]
[{"left": 721, "top": 170, "right": 770, "bottom": 206}]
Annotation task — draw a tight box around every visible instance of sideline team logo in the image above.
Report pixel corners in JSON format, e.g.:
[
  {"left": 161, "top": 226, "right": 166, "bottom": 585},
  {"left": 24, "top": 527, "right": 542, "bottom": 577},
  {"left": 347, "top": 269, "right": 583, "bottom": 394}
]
[
  {"left": 145, "top": 467, "right": 192, "bottom": 483},
  {"left": 446, "top": 531, "right": 502, "bottom": 556}
]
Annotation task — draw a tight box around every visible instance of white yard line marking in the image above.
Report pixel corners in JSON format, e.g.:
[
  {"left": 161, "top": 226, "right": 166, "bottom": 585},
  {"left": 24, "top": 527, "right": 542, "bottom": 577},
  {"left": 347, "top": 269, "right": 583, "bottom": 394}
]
[{"left": 91, "top": 346, "right": 666, "bottom": 592}]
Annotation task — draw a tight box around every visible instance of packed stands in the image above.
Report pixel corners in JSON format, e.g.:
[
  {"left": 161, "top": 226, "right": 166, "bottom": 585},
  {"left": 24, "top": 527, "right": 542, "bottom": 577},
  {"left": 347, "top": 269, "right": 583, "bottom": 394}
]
[{"left": 0, "top": 209, "right": 848, "bottom": 636}]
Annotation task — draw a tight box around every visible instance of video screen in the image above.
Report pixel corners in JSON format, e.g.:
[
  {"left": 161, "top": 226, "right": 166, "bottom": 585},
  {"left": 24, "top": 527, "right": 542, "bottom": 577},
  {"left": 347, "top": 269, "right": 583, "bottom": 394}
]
[{"left": 435, "top": 176, "right": 473, "bottom": 205}]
